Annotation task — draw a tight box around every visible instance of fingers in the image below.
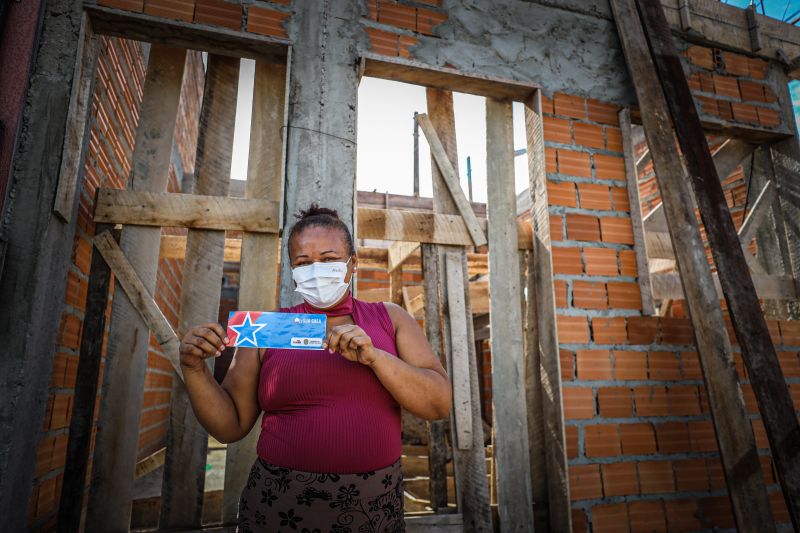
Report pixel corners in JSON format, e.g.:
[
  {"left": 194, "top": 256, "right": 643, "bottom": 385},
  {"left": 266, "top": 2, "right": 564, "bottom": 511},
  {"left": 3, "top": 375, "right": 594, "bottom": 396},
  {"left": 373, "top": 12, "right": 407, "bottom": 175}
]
[
  {"left": 181, "top": 324, "right": 229, "bottom": 358},
  {"left": 325, "top": 324, "right": 357, "bottom": 353}
]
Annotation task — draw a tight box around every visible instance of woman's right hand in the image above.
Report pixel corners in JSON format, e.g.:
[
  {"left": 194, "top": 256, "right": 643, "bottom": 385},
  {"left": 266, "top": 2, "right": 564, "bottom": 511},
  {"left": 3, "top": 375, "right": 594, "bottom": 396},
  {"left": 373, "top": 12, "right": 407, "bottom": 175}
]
[{"left": 179, "top": 323, "right": 229, "bottom": 373}]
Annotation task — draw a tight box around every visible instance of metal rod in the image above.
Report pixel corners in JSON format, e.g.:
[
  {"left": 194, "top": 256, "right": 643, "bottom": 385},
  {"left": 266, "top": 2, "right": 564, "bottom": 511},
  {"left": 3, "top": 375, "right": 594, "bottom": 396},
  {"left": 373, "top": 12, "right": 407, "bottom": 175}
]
[{"left": 413, "top": 111, "right": 420, "bottom": 196}]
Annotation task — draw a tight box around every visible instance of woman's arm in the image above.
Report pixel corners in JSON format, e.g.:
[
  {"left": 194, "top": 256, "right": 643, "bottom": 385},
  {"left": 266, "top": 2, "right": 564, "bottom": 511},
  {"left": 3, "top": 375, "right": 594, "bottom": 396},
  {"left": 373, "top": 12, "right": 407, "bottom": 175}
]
[
  {"left": 325, "top": 305, "right": 452, "bottom": 420},
  {"left": 179, "top": 324, "right": 263, "bottom": 443}
]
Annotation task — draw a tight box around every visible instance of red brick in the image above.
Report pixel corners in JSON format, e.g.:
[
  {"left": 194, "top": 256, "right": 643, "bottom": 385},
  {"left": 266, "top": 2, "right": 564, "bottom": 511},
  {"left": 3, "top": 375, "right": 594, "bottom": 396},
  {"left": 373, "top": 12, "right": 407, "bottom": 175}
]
[
  {"left": 194, "top": 0, "right": 242, "bottom": 30},
  {"left": 627, "top": 317, "right": 659, "bottom": 345},
  {"left": 550, "top": 214, "right": 563, "bottom": 240},
  {"left": 545, "top": 147, "right": 558, "bottom": 173},
  {"left": 614, "top": 350, "right": 647, "bottom": 380},
  {"left": 778, "top": 351, "right": 800, "bottom": 377},
  {"left": 667, "top": 385, "right": 701, "bottom": 416},
  {"left": 731, "top": 102, "right": 759, "bottom": 124},
  {"left": 587, "top": 99, "right": 619, "bottom": 125},
  {"left": 610, "top": 187, "right": 630, "bottom": 212},
  {"left": 558, "top": 315, "right": 590, "bottom": 344},
  {"left": 638, "top": 460, "right": 674, "bottom": 494},
  {"left": 781, "top": 320, "right": 800, "bottom": 345},
  {"left": 618, "top": 250, "right": 637, "bottom": 276},
  {"left": 722, "top": 51, "right": 750, "bottom": 76},
  {"left": 605, "top": 127, "right": 622, "bottom": 152},
  {"left": 247, "top": 5, "right": 290, "bottom": 38},
  {"left": 620, "top": 422, "right": 656, "bottom": 454},
  {"left": 544, "top": 116, "right": 571, "bottom": 144},
  {"left": 717, "top": 99, "right": 734, "bottom": 121},
  {"left": 688, "top": 420, "right": 717, "bottom": 452},
  {"left": 600, "top": 217, "right": 634, "bottom": 244},
  {"left": 629, "top": 500, "right": 667, "bottom": 533},
  {"left": 565, "top": 425, "right": 579, "bottom": 459},
  {"left": 739, "top": 80, "right": 766, "bottom": 102},
  {"left": 585, "top": 424, "right": 621, "bottom": 457},
  {"left": 577, "top": 182, "right": 611, "bottom": 211},
  {"left": 665, "top": 500, "right": 703, "bottom": 532},
  {"left": 573, "top": 122, "right": 604, "bottom": 150},
  {"left": 634, "top": 386, "right": 669, "bottom": 416},
  {"left": 416, "top": 7, "right": 447, "bottom": 36},
  {"left": 99, "top": 0, "right": 144, "bottom": 10},
  {"left": 592, "top": 503, "right": 629, "bottom": 533},
  {"left": 594, "top": 154, "right": 625, "bottom": 181},
  {"left": 757, "top": 107, "right": 781, "bottom": 127},
  {"left": 647, "top": 351, "right": 681, "bottom": 380},
  {"left": 566, "top": 214, "right": 600, "bottom": 242},
  {"left": 378, "top": 2, "right": 416, "bottom": 31},
  {"left": 554, "top": 93, "right": 586, "bottom": 119},
  {"left": 748, "top": 57, "right": 768, "bottom": 79},
  {"left": 569, "top": 464, "right": 603, "bottom": 500},
  {"left": 572, "top": 508, "right": 588, "bottom": 533},
  {"left": 592, "top": 317, "right": 627, "bottom": 345},
  {"left": 563, "top": 387, "right": 595, "bottom": 420},
  {"left": 583, "top": 247, "right": 617, "bottom": 276},
  {"left": 552, "top": 247, "right": 583, "bottom": 275},
  {"left": 540, "top": 94, "right": 554, "bottom": 115},
  {"left": 58, "top": 313, "right": 82, "bottom": 351},
  {"left": 554, "top": 279, "right": 568, "bottom": 308},
  {"left": 686, "top": 45, "right": 714, "bottom": 70},
  {"left": 607, "top": 281, "right": 641, "bottom": 310},
  {"left": 547, "top": 180, "right": 577, "bottom": 207},
  {"left": 602, "top": 462, "right": 638, "bottom": 497},
  {"left": 659, "top": 318, "right": 693, "bottom": 345},
  {"left": 144, "top": 0, "right": 194, "bottom": 21},
  {"left": 674, "top": 458, "right": 709, "bottom": 491},
  {"left": 573, "top": 281, "right": 608, "bottom": 310},
  {"left": 699, "top": 496, "right": 735, "bottom": 529},
  {"left": 398, "top": 34, "right": 418, "bottom": 58},
  {"left": 557, "top": 149, "right": 592, "bottom": 177},
  {"left": 713, "top": 74, "right": 740, "bottom": 99},
  {"left": 695, "top": 95, "right": 718, "bottom": 116},
  {"left": 577, "top": 349, "right": 612, "bottom": 380},
  {"left": 656, "top": 422, "right": 691, "bottom": 454},
  {"left": 598, "top": 387, "right": 633, "bottom": 417},
  {"left": 560, "top": 348, "right": 575, "bottom": 380},
  {"left": 679, "top": 351, "right": 702, "bottom": 380}
]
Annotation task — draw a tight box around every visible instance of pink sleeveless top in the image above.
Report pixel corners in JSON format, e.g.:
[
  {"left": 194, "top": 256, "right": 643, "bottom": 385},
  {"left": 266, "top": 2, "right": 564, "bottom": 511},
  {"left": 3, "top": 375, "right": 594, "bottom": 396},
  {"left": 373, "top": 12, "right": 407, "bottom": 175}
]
[{"left": 256, "top": 293, "right": 402, "bottom": 473}]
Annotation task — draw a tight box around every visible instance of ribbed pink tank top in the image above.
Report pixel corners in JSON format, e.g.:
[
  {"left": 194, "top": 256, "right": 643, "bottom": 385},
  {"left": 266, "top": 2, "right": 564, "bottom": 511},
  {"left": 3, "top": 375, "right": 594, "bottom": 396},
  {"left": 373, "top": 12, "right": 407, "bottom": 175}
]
[{"left": 256, "top": 293, "right": 402, "bottom": 473}]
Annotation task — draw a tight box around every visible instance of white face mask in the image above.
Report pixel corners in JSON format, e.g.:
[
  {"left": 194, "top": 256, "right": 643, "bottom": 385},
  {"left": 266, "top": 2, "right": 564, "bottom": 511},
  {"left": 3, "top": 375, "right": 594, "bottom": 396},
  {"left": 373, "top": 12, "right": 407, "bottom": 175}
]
[{"left": 291, "top": 256, "right": 353, "bottom": 309}]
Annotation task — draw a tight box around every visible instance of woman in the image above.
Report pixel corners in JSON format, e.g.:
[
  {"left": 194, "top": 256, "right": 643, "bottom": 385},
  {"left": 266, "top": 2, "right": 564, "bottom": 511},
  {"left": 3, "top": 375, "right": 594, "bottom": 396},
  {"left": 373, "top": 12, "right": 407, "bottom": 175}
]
[{"left": 179, "top": 204, "right": 453, "bottom": 533}]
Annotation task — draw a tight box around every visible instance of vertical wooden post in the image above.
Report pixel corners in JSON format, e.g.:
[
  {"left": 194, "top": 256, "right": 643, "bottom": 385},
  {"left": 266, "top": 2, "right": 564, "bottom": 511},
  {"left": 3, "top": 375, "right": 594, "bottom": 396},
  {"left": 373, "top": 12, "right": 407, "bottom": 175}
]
[
  {"left": 223, "top": 58, "right": 289, "bottom": 524},
  {"left": 485, "top": 98, "right": 535, "bottom": 532},
  {"left": 425, "top": 88, "right": 492, "bottom": 531},
  {"left": 85, "top": 44, "right": 186, "bottom": 533},
  {"left": 635, "top": 2, "right": 800, "bottom": 527},
  {"left": 159, "top": 54, "right": 239, "bottom": 530},
  {"left": 524, "top": 89, "right": 572, "bottom": 533},
  {"left": 421, "top": 243, "right": 450, "bottom": 512},
  {"left": 57, "top": 225, "right": 116, "bottom": 533},
  {"left": 608, "top": 0, "right": 775, "bottom": 529}
]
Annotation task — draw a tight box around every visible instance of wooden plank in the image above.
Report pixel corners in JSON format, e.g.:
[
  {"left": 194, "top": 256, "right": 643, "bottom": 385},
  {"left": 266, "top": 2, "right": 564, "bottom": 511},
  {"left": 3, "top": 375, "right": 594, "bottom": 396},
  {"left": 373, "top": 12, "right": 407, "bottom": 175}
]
[
  {"left": 388, "top": 240, "right": 419, "bottom": 272},
  {"left": 738, "top": 181, "right": 775, "bottom": 247},
  {"left": 416, "top": 113, "right": 487, "bottom": 246},
  {"left": 160, "top": 54, "right": 239, "bottom": 530},
  {"left": 361, "top": 52, "right": 536, "bottom": 101},
  {"left": 85, "top": 45, "right": 186, "bottom": 532},
  {"left": 85, "top": 4, "right": 288, "bottom": 63},
  {"left": 57, "top": 224, "right": 117, "bottom": 532},
  {"left": 390, "top": 267, "right": 404, "bottom": 306},
  {"left": 619, "top": 108, "right": 655, "bottom": 315},
  {"left": 93, "top": 231, "right": 183, "bottom": 377},
  {"left": 445, "top": 250, "right": 473, "bottom": 451},
  {"left": 651, "top": 272, "right": 797, "bottom": 300},
  {"left": 53, "top": 14, "right": 99, "bottom": 221},
  {"left": 610, "top": 1, "right": 776, "bottom": 530},
  {"left": 425, "top": 88, "right": 492, "bottom": 531},
  {"left": 420, "top": 244, "right": 450, "bottom": 512},
  {"left": 93, "top": 189, "right": 280, "bottom": 232},
  {"left": 223, "top": 59, "right": 289, "bottom": 524},
  {"left": 357, "top": 207, "right": 532, "bottom": 249},
  {"left": 485, "top": 98, "right": 534, "bottom": 532},
  {"left": 160, "top": 234, "right": 244, "bottom": 262},
  {"left": 636, "top": 3, "right": 800, "bottom": 527},
  {"left": 524, "top": 89, "right": 572, "bottom": 532}
]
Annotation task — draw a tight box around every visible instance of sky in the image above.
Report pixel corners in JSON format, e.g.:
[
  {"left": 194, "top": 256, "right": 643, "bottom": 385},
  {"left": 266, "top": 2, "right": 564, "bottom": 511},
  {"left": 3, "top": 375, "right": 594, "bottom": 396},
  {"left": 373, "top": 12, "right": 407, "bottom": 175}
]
[{"left": 228, "top": 2, "right": 800, "bottom": 202}]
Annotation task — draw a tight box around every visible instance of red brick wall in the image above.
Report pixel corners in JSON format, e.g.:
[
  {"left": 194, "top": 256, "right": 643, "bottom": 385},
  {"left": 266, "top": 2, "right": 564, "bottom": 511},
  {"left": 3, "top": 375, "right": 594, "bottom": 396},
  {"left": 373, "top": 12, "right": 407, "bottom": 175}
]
[
  {"left": 539, "top": 91, "right": 798, "bottom": 532},
  {"left": 27, "top": 38, "right": 204, "bottom": 530}
]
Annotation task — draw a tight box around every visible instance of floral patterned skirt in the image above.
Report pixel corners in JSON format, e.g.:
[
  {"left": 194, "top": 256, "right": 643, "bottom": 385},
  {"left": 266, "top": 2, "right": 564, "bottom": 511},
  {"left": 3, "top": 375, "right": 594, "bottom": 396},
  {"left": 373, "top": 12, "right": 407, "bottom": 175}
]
[{"left": 236, "top": 455, "right": 405, "bottom": 533}]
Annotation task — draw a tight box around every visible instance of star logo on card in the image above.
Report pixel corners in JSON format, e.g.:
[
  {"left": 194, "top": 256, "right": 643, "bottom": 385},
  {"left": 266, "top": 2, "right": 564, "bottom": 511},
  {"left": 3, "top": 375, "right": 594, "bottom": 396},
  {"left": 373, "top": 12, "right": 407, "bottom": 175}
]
[{"left": 229, "top": 312, "right": 267, "bottom": 347}]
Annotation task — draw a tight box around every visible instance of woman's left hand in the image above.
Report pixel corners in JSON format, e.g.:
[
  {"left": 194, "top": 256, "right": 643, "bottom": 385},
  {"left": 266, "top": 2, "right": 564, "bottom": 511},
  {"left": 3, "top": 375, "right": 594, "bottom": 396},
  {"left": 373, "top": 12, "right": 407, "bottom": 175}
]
[{"left": 324, "top": 324, "right": 380, "bottom": 366}]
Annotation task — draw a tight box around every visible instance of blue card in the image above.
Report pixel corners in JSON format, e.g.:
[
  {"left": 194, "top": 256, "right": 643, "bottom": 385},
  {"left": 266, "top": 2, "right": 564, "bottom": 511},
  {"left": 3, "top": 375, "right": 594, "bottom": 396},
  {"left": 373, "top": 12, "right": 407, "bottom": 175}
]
[{"left": 226, "top": 311, "right": 327, "bottom": 350}]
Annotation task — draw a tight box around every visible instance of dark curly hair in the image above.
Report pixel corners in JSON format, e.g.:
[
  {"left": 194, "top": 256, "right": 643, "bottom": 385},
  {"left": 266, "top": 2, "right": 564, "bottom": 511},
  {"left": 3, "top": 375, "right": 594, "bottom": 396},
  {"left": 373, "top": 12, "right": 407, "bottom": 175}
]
[{"left": 287, "top": 203, "right": 355, "bottom": 256}]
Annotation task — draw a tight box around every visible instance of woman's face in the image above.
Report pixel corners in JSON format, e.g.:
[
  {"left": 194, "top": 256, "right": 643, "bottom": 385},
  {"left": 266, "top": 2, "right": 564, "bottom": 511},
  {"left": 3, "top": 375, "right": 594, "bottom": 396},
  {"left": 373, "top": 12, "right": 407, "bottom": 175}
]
[{"left": 289, "top": 226, "right": 357, "bottom": 283}]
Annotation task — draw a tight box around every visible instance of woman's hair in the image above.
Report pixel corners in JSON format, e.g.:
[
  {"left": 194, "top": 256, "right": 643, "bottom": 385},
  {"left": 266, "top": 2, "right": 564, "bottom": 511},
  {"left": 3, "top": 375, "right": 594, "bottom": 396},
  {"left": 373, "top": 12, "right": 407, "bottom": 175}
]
[{"left": 287, "top": 203, "right": 355, "bottom": 256}]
